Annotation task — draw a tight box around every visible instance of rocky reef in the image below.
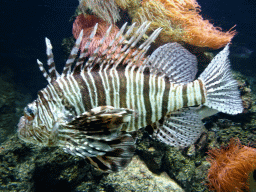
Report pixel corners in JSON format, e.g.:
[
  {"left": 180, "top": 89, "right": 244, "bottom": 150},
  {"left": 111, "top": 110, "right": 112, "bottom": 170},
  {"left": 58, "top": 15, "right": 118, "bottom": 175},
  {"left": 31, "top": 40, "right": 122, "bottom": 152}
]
[{"left": 0, "top": 72, "right": 31, "bottom": 145}]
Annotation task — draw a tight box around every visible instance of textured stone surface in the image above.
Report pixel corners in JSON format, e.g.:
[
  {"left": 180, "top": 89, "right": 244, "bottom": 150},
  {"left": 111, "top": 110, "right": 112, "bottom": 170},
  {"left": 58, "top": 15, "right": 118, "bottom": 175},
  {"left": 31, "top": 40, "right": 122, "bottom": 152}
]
[{"left": 103, "top": 155, "right": 184, "bottom": 192}]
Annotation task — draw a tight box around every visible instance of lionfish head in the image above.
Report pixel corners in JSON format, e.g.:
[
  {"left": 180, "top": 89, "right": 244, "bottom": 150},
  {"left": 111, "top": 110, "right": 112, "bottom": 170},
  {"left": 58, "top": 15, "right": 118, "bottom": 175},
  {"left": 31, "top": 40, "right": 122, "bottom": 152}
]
[{"left": 18, "top": 100, "right": 54, "bottom": 146}]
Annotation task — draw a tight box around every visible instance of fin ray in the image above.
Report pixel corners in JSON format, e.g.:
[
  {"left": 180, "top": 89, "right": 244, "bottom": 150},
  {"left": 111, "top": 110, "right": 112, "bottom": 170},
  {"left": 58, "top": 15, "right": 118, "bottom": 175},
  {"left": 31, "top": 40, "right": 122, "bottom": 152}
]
[
  {"left": 86, "top": 133, "right": 135, "bottom": 172},
  {"left": 37, "top": 59, "right": 51, "bottom": 83},
  {"left": 45, "top": 38, "right": 60, "bottom": 82},
  {"left": 153, "top": 108, "right": 204, "bottom": 147},
  {"left": 62, "top": 29, "right": 84, "bottom": 75},
  {"left": 147, "top": 43, "right": 198, "bottom": 83},
  {"left": 199, "top": 44, "right": 243, "bottom": 114}
]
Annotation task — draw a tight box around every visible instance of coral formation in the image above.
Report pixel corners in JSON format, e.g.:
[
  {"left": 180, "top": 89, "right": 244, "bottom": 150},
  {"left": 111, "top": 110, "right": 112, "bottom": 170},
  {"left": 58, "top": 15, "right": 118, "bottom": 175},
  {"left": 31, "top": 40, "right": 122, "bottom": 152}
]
[
  {"left": 77, "top": 0, "right": 235, "bottom": 49},
  {"left": 206, "top": 138, "right": 256, "bottom": 192},
  {"left": 131, "top": 0, "right": 235, "bottom": 49}
]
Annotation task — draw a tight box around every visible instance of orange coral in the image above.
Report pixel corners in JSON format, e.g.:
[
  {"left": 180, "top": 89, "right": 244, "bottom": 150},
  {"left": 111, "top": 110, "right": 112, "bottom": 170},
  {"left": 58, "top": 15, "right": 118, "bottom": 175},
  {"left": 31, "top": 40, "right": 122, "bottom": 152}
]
[
  {"left": 207, "top": 138, "right": 256, "bottom": 192},
  {"left": 77, "top": 0, "right": 235, "bottom": 49},
  {"left": 132, "top": 0, "right": 235, "bottom": 49},
  {"left": 72, "top": 14, "right": 121, "bottom": 56}
]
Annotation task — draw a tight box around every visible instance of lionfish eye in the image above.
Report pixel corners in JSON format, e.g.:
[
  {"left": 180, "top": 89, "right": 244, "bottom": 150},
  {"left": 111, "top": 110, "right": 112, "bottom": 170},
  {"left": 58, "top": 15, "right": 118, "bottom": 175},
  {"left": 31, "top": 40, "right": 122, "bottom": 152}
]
[
  {"left": 24, "top": 105, "right": 35, "bottom": 120},
  {"left": 26, "top": 107, "right": 34, "bottom": 116}
]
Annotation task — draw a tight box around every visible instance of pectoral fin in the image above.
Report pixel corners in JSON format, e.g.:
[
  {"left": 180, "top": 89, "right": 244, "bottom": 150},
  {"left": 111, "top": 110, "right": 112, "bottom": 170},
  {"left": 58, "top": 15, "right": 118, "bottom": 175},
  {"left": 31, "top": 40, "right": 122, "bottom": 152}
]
[
  {"left": 63, "top": 106, "right": 134, "bottom": 140},
  {"left": 87, "top": 133, "right": 135, "bottom": 172},
  {"left": 62, "top": 133, "right": 135, "bottom": 172},
  {"left": 60, "top": 106, "right": 135, "bottom": 167}
]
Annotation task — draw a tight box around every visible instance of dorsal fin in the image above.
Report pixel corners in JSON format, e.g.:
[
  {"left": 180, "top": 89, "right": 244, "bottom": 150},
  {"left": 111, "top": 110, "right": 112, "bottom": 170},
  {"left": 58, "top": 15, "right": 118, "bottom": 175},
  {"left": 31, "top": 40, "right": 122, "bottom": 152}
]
[
  {"left": 37, "top": 38, "right": 60, "bottom": 83},
  {"left": 83, "top": 24, "right": 113, "bottom": 70},
  {"left": 71, "top": 21, "right": 162, "bottom": 73},
  {"left": 62, "top": 29, "right": 84, "bottom": 76},
  {"left": 37, "top": 59, "right": 51, "bottom": 83},
  {"left": 45, "top": 38, "right": 60, "bottom": 82},
  {"left": 39, "top": 21, "right": 162, "bottom": 82},
  {"left": 113, "top": 23, "right": 162, "bottom": 69},
  {"left": 72, "top": 25, "right": 98, "bottom": 75},
  {"left": 147, "top": 43, "right": 198, "bottom": 84},
  {"left": 86, "top": 22, "right": 130, "bottom": 71}
]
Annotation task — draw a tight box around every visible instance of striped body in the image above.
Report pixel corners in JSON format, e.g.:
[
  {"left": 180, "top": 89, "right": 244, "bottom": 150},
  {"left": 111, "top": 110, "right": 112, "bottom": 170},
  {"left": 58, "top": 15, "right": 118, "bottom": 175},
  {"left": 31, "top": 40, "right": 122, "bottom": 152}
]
[{"left": 37, "top": 65, "right": 206, "bottom": 138}]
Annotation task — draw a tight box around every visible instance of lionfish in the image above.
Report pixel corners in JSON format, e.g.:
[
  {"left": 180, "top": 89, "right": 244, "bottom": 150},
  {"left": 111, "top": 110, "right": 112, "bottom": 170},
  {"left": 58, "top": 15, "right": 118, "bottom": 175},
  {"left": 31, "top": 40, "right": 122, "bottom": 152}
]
[{"left": 18, "top": 21, "right": 243, "bottom": 172}]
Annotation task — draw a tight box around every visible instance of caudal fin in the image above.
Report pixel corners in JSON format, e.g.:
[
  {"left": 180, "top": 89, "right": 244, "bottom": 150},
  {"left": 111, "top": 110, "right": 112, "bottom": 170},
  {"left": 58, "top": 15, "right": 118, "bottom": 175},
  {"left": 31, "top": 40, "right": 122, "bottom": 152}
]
[{"left": 198, "top": 44, "right": 243, "bottom": 115}]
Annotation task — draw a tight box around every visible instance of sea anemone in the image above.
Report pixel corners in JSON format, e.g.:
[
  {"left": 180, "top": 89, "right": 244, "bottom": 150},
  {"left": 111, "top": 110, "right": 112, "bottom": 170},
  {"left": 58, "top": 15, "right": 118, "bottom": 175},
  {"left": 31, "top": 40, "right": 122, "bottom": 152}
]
[
  {"left": 207, "top": 138, "right": 256, "bottom": 192},
  {"left": 72, "top": 14, "right": 121, "bottom": 56},
  {"left": 132, "top": 0, "right": 235, "bottom": 49}
]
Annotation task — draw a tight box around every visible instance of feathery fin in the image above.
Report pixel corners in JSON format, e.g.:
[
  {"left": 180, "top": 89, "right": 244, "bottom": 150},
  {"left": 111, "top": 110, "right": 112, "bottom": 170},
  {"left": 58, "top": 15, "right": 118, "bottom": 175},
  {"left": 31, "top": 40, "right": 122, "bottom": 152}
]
[
  {"left": 61, "top": 106, "right": 134, "bottom": 161},
  {"left": 147, "top": 43, "right": 198, "bottom": 83},
  {"left": 66, "top": 106, "right": 134, "bottom": 132},
  {"left": 153, "top": 108, "right": 204, "bottom": 147}
]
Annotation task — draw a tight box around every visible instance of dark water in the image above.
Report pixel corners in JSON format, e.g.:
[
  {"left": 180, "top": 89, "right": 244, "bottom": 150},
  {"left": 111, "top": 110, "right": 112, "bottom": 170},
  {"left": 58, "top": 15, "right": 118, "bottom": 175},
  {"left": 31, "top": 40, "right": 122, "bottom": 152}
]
[
  {"left": 198, "top": 0, "right": 256, "bottom": 76},
  {"left": 0, "top": 0, "right": 77, "bottom": 98}
]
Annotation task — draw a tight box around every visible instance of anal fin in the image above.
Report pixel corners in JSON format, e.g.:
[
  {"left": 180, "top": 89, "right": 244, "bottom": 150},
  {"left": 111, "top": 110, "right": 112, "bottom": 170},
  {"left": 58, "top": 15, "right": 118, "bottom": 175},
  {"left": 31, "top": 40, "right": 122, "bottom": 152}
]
[{"left": 153, "top": 108, "right": 204, "bottom": 148}]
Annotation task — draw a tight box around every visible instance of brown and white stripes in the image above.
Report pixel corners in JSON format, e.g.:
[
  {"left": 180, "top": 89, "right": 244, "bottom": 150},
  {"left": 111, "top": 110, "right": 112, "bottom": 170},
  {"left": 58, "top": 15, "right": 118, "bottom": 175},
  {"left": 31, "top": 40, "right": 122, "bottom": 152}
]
[{"left": 36, "top": 64, "right": 206, "bottom": 134}]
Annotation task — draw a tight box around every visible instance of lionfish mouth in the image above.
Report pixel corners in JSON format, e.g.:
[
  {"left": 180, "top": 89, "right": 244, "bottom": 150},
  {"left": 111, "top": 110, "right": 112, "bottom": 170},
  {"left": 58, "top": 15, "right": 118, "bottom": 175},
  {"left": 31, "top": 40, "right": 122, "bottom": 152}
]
[
  {"left": 17, "top": 116, "right": 26, "bottom": 132},
  {"left": 17, "top": 116, "right": 29, "bottom": 140},
  {"left": 17, "top": 116, "right": 35, "bottom": 143}
]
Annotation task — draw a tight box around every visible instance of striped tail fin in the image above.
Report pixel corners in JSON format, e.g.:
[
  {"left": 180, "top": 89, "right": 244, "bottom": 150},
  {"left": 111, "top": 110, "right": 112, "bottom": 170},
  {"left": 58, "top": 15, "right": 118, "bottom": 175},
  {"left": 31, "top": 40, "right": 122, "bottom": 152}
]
[{"left": 198, "top": 44, "right": 243, "bottom": 115}]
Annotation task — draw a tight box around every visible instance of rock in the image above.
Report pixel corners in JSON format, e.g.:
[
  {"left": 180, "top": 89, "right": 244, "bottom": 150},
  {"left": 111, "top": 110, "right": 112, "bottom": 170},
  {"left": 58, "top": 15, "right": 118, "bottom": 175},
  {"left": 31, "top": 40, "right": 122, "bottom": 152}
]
[{"left": 103, "top": 155, "right": 184, "bottom": 192}]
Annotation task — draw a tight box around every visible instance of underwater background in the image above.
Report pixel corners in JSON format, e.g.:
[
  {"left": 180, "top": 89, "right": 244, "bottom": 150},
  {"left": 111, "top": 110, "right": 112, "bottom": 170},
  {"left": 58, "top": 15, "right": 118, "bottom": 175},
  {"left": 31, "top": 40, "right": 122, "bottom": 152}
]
[{"left": 0, "top": 0, "right": 256, "bottom": 191}]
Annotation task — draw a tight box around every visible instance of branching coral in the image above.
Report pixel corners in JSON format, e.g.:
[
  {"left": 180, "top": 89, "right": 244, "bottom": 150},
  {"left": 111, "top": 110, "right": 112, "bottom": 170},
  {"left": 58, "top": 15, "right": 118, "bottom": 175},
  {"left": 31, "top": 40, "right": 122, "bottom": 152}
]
[
  {"left": 132, "top": 0, "right": 235, "bottom": 49},
  {"left": 207, "top": 138, "right": 256, "bottom": 192}
]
